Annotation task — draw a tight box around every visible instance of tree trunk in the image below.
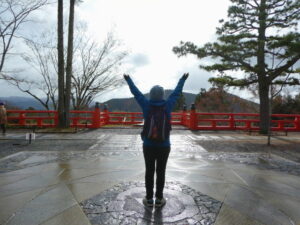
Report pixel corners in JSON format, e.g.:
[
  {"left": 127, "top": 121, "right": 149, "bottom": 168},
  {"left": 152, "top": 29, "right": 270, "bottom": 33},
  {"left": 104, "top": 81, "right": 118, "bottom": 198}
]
[
  {"left": 259, "top": 82, "right": 270, "bottom": 134},
  {"left": 257, "top": 0, "right": 268, "bottom": 134},
  {"left": 57, "top": 0, "right": 65, "bottom": 128},
  {"left": 65, "top": 0, "right": 75, "bottom": 127}
]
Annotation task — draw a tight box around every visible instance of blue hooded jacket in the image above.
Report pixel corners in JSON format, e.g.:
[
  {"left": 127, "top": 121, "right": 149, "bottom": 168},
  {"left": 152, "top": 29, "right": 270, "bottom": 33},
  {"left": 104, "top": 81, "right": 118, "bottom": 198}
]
[{"left": 125, "top": 77, "right": 187, "bottom": 147}]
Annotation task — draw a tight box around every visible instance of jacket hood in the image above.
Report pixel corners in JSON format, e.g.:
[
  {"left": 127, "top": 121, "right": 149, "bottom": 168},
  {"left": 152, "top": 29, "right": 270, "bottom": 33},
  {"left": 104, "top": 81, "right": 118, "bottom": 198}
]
[{"left": 149, "top": 85, "right": 164, "bottom": 101}]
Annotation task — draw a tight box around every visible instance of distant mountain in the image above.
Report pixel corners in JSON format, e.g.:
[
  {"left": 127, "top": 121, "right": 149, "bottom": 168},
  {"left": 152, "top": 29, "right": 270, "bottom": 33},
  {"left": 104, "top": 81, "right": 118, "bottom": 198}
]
[
  {"left": 1, "top": 89, "right": 259, "bottom": 113},
  {"left": 0, "top": 96, "right": 45, "bottom": 110},
  {"left": 101, "top": 90, "right": 197, "bottom": 112},
  {"left": 101, "top": 89, "right": 259, "bottom": 113}
]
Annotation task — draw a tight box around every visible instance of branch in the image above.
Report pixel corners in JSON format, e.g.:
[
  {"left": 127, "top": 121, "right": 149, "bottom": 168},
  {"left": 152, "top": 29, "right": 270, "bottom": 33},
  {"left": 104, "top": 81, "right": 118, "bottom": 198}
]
[
  {"left": 2, "top": 74, "right": 50, "bottom": 110},
  {"left": 0, "top": 0, "right": 49, "bottom": 72},
  {"left": 270, "top": 55, "right": 300, "bottom": 80},
  {"left": 209, "top": 75, "right": 258, "bottom": 88}
]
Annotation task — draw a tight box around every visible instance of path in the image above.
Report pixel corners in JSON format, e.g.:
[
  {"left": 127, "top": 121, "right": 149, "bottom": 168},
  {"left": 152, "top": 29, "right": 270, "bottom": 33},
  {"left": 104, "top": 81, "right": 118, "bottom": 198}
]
[{"left": 0, "top": 128, "right": 300, "bottom": 225}]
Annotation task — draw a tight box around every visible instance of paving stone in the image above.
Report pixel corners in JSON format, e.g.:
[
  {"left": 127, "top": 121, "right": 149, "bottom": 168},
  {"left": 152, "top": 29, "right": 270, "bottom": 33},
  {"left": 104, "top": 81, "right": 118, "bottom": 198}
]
[
  {"left": 0, "top": 188, "right": 43, "bottom": 225},
  {"left": 214, "top": 204, "right": 265, "bottom": 225},
  {"left": 224, "top": 185, "right": 294, "bottom": 225},
  {"left": 6, "top": 184, "right": 77, "bottom": 225},
  {"left": 39, "top": 205, "right": 91, "bottom": 225}
]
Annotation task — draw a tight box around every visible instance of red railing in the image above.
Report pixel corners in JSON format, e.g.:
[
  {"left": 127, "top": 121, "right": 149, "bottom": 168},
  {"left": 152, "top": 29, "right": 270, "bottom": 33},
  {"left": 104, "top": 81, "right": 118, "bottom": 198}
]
[
  {"left": 6, "top": 108, "right": 300, "bottom": 132},
  {"left": 108, "top": 112, "right": 143, "bottom": 125},
  {"left": 7, "top": 109, "right": 106, "bottom": 128}
]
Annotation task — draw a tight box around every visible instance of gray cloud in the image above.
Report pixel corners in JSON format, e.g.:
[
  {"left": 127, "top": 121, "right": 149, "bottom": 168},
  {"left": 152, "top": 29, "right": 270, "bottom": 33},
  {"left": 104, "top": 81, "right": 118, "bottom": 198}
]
[
  {"left": 126, "top": 53, "right": 150, "bottom": 67},
  {"left": 0, "top": 81, "right": 24, "bottom": 97}
]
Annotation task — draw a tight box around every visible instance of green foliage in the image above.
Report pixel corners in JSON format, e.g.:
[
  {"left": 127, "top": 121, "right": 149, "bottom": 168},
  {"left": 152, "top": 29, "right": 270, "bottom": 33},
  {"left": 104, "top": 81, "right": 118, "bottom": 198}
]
[
  {"left": 173, "top": 0, "right": 300, "bottom": 89},
  {"left": 173, "top": 0, "right": 300, "bottom": 132}
]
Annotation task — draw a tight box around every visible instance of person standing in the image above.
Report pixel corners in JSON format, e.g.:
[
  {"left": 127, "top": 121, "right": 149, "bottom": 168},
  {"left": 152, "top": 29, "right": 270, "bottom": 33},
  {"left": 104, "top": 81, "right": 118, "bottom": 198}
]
[
  {"left": 124, "top": 73, "right": 189, "bottom": 207},
  {"left": 0, "top": 102, "right": 7, "bottom": 135}
]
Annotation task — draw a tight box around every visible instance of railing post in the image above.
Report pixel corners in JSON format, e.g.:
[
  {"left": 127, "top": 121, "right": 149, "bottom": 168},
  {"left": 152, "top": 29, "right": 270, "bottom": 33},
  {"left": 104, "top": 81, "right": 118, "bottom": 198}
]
[
  {"left": 37, "top": 118, "right": 42, "bottom": 127},
  {"left": 279, "top": 121, "right": 284, "bottom": 130},
  {"left": 92, "top": 102, "right": 101, "bottom": 128},
  {"left": 54, "top": 111, "right": 58, "bottom": 127},
  {"left": 104, "top": 104, "right": 109, "bottom": 125},
  {"left": 189, "top": 103, "right": 197, "bottom": 130},
  {"left": 20, "top": 112, "right": 25, "bottom": 126},
  {"left": 229, "top": 114, "right": 235, "bottom": 130},
  {"left": 212, "top": 120, "right": 216, "bottom": 128},
  {"left": 295, "top": 116, "right": 300, "bottom": 131},
  {"left": 181, "top": 105, "right": 187, "bottom": 126},
  {"left": 246, "top": 121, "right": 251, "bottom": 130}
]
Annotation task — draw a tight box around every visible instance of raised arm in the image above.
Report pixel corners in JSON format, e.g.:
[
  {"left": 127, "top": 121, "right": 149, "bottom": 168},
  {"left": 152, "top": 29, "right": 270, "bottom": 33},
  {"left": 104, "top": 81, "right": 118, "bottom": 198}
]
[
  {"left": 167, "top": 73, "right": 189, "bottom": 109},
  {"left": 124, "top": 74, "right": 148, "bottom": 108}
]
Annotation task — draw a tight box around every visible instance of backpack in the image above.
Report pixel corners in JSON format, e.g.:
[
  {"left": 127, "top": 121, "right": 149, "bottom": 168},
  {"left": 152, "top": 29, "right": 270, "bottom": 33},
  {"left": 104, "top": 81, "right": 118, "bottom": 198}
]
[{"left": 141, "top": 105, "right": 171, "bottom": 142}]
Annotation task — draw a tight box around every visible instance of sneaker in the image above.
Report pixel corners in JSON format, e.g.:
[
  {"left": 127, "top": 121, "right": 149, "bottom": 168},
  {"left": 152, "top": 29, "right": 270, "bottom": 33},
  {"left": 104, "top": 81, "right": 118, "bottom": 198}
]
[
  {"left": 155, "top": 198, "right": 166, "bottom": 208},
  {"left": 143, "top": 197, "right": 154, "bottom": 207}
]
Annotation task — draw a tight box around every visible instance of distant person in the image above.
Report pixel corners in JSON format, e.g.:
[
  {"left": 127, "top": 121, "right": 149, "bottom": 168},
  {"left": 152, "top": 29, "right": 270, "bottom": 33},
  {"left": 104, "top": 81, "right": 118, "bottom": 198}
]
[
  {"left": 124, "top": 73, "right": 189, "bottom": 208},
  {"left": 0, "top": 102, "right": 7, "bottom": 135}
]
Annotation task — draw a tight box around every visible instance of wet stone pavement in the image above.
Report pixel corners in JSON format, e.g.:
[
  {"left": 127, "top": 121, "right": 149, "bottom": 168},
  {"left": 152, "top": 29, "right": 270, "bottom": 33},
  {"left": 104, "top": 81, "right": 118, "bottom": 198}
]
[
  {"left": 0, "top": 128, "right": 300, "bottom": 225},
  {"left": 81, "top": 181, "right": 221, "bottom": 225}
]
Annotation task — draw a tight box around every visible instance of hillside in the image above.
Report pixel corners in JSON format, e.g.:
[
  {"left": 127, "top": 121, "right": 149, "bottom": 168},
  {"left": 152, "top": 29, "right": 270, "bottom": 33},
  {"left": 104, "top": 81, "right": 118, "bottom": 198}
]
[
  {"left": 195, "top": 88, "right": 259, "bottom": 113},
  {"left": 0, "top": 96, "right": 44, "bottom": 110},
  {"left": 102, "top": 90, "right": 196, "bottom": 112},
  {"left": 101, "top": 89, "right": 259, "bottom": 113}
]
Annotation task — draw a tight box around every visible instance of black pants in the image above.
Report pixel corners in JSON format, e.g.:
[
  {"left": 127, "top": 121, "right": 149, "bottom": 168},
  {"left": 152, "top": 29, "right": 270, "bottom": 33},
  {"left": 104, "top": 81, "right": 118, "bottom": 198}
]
[
  {"left": 143, "top": 146, "right": 170, "bottom": 199},
  {"left": 0, "top": 124, "right": 5, "bottom": 134}
]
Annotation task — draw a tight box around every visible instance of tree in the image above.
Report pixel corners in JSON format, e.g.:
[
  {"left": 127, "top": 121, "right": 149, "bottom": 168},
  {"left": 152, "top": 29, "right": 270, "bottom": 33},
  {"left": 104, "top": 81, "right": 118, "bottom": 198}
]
[
  {"left": 173, "top": 0, "right": 300, "bottom": 133},
  {"left": 272, "top": 93, "right": 300, "bottom": 114},
  {"left": 65, "top": 0, "right": 76, "bottom": 126},
  {"left": 2, "top": 38, "right": 58, "bottom": 110},
  {"left": 1, "top": 28, "right": 127, "bottom": 111},
  {"left": 57, "top": 0, "right": 65, "bottom": 127},
  {"left": 71, "top": 33, "right": 127, "bottom": 109},
  {"left": 0, "top": 0, "right": 48, "bottom": 74},
  {"left": 57, "top": 0, "right": 83, "bottom": 127}
]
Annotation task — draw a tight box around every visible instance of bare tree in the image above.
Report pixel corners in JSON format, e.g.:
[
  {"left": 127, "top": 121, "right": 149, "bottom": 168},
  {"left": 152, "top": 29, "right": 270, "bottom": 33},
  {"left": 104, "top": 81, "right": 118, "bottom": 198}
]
[
  {"left": 71, "top": 33, "right": 127, "bottom": 109},
  {"left": 1, "top": 28, "right": 127, "bottom": 111},
  {"left": 2, "top": 38, "right": 58, "bottom": 110},
  {"left": 0, "top": 0, "right": 49, "bottom": 74}
]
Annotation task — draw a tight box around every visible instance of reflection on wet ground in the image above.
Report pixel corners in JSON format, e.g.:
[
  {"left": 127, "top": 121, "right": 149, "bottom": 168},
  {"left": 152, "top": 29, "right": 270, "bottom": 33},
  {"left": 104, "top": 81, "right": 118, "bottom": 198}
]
[{"left": 0, "top": 128, "right": 300, "bottom": 225}]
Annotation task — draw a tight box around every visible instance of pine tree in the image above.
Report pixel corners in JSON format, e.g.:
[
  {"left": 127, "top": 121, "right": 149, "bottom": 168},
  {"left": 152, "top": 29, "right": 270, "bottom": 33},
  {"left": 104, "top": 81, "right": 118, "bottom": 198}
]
[{"left": 173, "top": 0, "right": 300, "bottom": 133}]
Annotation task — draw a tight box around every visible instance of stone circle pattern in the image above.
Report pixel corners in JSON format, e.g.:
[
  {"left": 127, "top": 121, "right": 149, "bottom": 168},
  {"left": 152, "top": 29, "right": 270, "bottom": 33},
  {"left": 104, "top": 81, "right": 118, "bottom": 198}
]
[{"left": 80, "top": 181, "right": 222, "bottom": 225}]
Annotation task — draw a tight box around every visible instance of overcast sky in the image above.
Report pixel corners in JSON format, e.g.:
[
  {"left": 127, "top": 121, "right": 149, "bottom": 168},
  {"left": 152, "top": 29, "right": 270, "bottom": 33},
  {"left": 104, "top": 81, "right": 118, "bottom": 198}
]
[{"left": 1, "top": 0, "right": 256, "bottom": 102}]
